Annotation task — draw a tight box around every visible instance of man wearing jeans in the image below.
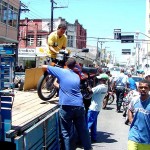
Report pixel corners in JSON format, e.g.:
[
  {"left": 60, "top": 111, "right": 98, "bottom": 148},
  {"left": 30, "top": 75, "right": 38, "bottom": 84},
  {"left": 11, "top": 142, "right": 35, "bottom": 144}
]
[{"left": 42, "top": 57, "right": 92, "bottom": 150}]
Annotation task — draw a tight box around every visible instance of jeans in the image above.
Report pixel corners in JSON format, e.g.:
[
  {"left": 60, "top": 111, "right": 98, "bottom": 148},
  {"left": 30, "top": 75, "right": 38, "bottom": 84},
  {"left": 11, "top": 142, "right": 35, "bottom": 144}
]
[
  {"left": 87, "top": 110, "right": 99, "bottom": 141},
  {"left": 115, "top": 87, "right": 125, "bottom": 111},
  {"left": 59, "top": 105, "right": 92, "bottom": 150}
]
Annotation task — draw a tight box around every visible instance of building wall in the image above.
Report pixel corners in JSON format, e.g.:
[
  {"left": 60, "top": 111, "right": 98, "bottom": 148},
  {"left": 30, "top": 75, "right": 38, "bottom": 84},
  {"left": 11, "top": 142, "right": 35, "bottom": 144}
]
[
  {"left": 145, "top": 0, "right": 150, "bottom": 72},
  {"left": 19, "top": 18, "right": 87, "bottom": 49},
  {"left": 18, "top": 17, "right": 87, "bottom": 67},
  {"left": 0, "top": 0, "right": 20, "bottom": 43},
  {"left": 75, "top": 20, "right": 86, "bottom": 49}
]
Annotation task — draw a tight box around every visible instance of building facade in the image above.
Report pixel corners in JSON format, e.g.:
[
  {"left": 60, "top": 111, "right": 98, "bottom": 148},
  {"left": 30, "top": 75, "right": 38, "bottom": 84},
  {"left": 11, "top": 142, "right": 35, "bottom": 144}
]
[
  {"left": 0, "top": 0, "right": 19, "bottom": 43},
  {"left": 145, "top": 0, "right": 150, "bottom": 72},
  {"left": 18, "top": 17, "right": 87, "bottom": 68}
]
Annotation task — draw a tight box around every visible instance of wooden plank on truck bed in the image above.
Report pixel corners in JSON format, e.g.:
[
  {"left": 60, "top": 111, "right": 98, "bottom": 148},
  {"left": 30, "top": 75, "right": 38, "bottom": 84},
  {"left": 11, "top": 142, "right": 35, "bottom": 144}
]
[{"left": 12, "top": 90, "right": 59, "bottom": 130}]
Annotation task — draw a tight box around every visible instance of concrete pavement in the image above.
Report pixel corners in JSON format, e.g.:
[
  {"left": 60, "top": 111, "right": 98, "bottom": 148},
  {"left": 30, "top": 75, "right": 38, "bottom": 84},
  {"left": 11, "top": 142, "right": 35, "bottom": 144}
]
[{"left": 77, "top": 101, "right": 130, "bottom": 150}]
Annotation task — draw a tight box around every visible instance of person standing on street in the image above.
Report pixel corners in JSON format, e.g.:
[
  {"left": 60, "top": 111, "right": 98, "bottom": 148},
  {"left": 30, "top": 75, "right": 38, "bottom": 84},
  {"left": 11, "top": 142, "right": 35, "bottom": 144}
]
[
  {"left": 127, "top": 79, "right": 150, "bottom": 150},
  {"left": 47, "top": 23, "right": 67, "bottom": 63},
  {"left": 112, "top": 68, "right": 128, "bottom": 112},
  {"left": 87, "top": 73, "right": 108, "bottom": 142},
  {"left": 42, "top": 57, "right": 92, "bottom": 150}
]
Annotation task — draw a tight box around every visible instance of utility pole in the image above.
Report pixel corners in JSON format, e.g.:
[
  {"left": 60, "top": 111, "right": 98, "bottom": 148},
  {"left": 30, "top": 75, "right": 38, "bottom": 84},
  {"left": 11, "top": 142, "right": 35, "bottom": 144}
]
[
  {"left": 135, "top": 32, "right": 139, "bottom": 75},
  {"left": 96, "top": 39, "right": 105, "bottom": 66},
  {"left": 16, "top": 1, "right": 29, "bottom": 66},
  {"left": 50, "top": 0, "right": 67, "bottom": 32}
]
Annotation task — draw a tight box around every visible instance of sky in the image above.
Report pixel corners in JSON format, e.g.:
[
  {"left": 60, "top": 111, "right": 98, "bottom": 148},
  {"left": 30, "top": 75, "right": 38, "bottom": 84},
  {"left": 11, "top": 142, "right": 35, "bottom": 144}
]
[{"left": 21, "top": 0, "right": 146, "bottom": 62}]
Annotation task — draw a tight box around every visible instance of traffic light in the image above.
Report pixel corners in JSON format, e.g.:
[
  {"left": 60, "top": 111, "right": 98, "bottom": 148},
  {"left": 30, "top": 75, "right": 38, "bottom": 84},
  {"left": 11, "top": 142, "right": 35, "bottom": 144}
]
[{"left": 114, "top": 29, "right": 121, "bottom": 40}]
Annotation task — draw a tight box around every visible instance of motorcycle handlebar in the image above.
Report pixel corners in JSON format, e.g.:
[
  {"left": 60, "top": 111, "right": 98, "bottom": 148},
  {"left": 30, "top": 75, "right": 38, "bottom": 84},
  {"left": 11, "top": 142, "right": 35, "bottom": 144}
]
[
  {"left": 73, "top": 54, "right": 84, "bottom": 60},
  {"left": 59, "top": 49, "right": 69, "bottom": 54}
]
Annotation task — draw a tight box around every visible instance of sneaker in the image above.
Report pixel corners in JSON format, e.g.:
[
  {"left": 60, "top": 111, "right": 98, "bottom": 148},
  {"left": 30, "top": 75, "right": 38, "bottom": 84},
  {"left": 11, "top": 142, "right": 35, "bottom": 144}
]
[
  {"left": 117, "top": 110, "right": 122, "bottom": 113},
  {"left": 91, "top": 139, "right": 97, "bottom": 143}
]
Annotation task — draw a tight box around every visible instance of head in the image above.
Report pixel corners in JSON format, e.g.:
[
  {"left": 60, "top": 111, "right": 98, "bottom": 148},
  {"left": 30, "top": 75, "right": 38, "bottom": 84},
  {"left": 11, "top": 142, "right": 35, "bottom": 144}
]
[
  {"left": 120, "top": 68, "right": 124, "bottom": 73},
  {"left": 106, "top": 70, "right": 110, "bottom": 76},
  {"left": 66, "top": 57, "right": 76, "bottom": 70},
  {"left": 57, "top": 23, "right": 67, "bottom": 36},
  {"left": 128, "top": 74, "right": 132, "bottom": 77},
  {"left": 138, "top": 79, "right": 150, "bottom": 98},
  {"left": 96, "top": 73, "right": 109, "bottom": 84},
  {"left": 144, "top": 73, "right": 150, "bottom": 82}
]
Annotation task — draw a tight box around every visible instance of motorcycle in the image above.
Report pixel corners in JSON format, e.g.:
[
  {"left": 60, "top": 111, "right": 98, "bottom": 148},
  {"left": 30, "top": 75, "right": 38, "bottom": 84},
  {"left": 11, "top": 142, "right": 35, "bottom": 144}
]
[{"left": 37, "top": 48, "right": 98, "bottom": 110}]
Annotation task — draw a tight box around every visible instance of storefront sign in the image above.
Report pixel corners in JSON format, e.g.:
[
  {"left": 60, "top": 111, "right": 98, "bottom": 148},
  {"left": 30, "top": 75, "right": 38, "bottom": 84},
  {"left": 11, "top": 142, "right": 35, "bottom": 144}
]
[{"left": 18, "top": 48, "right": 35, "bottom": 54}]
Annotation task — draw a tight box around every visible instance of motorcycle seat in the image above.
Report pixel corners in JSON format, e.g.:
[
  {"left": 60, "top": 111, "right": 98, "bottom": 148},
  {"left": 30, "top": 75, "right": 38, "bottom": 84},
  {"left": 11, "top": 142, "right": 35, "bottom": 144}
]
[{"left": 82, "top": 67, "right": 98, "bottom": 74}]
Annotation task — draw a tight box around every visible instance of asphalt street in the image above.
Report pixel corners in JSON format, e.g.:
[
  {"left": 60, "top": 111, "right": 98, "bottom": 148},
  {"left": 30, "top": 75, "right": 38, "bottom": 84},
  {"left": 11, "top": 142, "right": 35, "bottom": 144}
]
[{"left": 77, "top": 100, "right": 130, "bottom": 150}]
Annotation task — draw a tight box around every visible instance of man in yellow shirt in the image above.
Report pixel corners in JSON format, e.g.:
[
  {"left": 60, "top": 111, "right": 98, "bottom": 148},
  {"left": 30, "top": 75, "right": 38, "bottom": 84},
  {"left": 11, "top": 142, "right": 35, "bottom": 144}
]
[{"left": 48, "top": 23, "right": 67, "bottom": 62}]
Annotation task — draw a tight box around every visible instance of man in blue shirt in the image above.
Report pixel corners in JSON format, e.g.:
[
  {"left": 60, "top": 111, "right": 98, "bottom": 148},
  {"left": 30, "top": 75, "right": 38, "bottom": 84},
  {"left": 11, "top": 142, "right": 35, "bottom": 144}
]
[
  {"left": 42, "top": 57, "right": 92, "bottom": 150},
  {"left": 127, "top": 74, "right": 137, "bottom": 91},
  {"left": 128, "top": 79, "right": 150, "bottom": 150}
]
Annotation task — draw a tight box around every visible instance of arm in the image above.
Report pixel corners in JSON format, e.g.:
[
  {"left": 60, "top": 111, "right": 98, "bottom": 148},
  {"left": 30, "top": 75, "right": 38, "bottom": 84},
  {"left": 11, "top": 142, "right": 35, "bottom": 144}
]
[
  {"left": 53, "top": 78, "right": 59, "bottom": 89},
  {"left": 128, "top": 109, "right": 134, "bottom": 124},
  {"left": 111, "top": 81, "right": 116, "bottom": 92},
  {"left": 49, "top": 46, "right": 59, "bottom": 54},
  {"left": 42, "top": 65, "right": 48, "bottom": 72}
]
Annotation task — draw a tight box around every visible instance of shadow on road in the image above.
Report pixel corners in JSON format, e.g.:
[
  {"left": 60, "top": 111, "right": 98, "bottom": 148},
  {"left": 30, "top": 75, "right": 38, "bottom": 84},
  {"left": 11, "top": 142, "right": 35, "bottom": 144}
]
[
  {"left": 103, "top": 106, "right": 114, "bottom": 110},
  {"left": 96, "top": 131, "right": 118, "bottom": 143}
]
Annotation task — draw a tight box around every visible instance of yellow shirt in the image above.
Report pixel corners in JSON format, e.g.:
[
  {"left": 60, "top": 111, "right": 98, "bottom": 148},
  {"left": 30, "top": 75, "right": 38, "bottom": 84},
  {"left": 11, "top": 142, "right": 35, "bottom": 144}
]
[{"left": 48, "top": 31, "right": 67, "bottom": 58}]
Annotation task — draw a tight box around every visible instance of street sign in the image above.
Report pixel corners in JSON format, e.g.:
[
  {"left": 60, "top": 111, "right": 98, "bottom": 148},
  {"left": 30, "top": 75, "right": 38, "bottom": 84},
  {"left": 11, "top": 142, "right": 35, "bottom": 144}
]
[
  {"left": 122, "top": 49, "right": 131, "bottom": 55},
  {"left": 121, "top": 35, "right": 134, "bottom": 43}
]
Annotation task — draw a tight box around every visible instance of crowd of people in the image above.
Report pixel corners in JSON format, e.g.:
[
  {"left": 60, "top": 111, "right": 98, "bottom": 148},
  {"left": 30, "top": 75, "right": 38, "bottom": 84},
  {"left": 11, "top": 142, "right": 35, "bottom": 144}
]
[
  {"left": 108, "top": 68, "right": 150, "bottom": 150},
  {"left": 42, "top": 23, "right": 150, "bottom": 150}
]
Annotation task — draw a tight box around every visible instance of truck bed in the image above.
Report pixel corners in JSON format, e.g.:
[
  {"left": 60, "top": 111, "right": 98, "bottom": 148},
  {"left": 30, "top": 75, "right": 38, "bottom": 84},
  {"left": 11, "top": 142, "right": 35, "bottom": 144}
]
[{"left": 10, "top": 90, "right": 59, "bottom": 136}]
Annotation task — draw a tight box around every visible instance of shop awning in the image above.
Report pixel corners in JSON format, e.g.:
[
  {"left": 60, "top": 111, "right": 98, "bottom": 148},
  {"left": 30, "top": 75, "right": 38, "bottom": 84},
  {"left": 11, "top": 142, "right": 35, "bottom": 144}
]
[{"left": 0, "top": 36, "right": 18, "bottom": 43}]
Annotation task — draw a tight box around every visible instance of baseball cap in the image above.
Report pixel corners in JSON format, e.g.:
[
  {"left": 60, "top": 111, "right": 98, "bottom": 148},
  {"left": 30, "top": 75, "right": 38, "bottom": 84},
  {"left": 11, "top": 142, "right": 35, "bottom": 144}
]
[{"left": 96, "top": 73, "right": 109, "bottom": 80}]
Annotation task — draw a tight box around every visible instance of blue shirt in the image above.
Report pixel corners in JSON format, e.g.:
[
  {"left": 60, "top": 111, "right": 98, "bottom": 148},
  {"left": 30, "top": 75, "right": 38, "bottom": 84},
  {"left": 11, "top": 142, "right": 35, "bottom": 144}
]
[
  {"left": 128, "top": 77, "right": 137, "bottom": 90},
  {"left": 128, "top": 97, "right": 150, "bottom": 144},
  {"left": 114, "top": 73, "right": 128, "bottom": 87},
  {"left": 47, "top": 66, "right": 84, "bottom": 107}
]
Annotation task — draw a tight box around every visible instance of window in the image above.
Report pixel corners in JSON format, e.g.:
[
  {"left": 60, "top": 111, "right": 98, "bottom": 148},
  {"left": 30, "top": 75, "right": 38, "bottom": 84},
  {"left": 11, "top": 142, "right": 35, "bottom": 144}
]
[
  {"left": 37, "top": 35, "right": 42, "bottom": 46},
  {"left": 0, "top": 1, "right": 18, "bottom": 28},
  {"left": 1, "top": 1, "right": 7, "bottom": 24},
  {"left": 68, "top": 35, "right": 73, "bottom": 47},
  {"left": 12, "top": 8, "right": 18, "bottom": 28},
  {"left": 8, "top": 5, "right": 13, "bottom": 26},
  {"left": 27, "top": 35, "right": 34, "bottom": 46}
]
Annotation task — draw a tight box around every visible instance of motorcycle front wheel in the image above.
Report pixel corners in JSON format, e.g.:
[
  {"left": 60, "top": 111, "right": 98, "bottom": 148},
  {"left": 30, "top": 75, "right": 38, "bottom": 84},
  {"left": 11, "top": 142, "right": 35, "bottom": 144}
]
[
  {"left": 107, "top": 94, "right": 115, "bottom": 105},
  {"left": 37, "top": 71, "right": 57, "bottom": 101}
]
